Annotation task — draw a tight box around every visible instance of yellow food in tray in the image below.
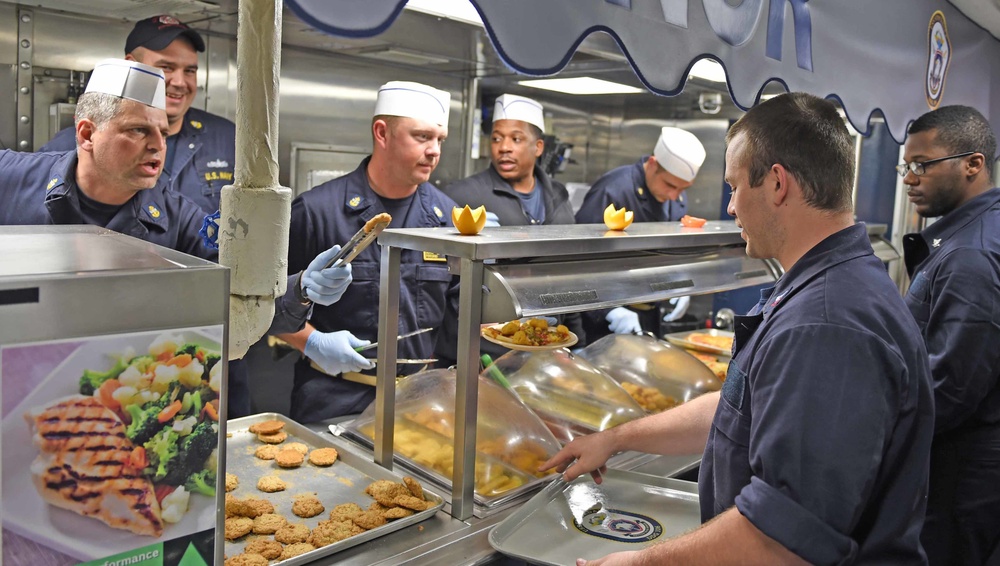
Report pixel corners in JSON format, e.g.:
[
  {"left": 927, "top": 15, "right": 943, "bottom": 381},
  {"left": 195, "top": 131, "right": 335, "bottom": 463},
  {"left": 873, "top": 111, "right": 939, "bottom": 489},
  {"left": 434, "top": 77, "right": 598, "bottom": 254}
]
[
  {"left": 691, "top": 353, "right": 729, "bottom": 381},
  {"left": 515, "top": 387, "right": 632, "bottom": 432},
  {"left": 357, "top": 412, "right": 551, "bottom": 497},
  {"left": 688, "top": 333, "right": 734, "bottom": 352},
  {"left": 621, "top": 381, "right": 679, "bottom": 412}
]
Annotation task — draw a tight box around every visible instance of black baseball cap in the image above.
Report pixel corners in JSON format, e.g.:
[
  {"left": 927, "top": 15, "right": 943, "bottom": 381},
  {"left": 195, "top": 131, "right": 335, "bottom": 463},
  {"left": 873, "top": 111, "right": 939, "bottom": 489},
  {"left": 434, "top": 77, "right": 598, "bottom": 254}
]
[{"left": 125, "top": 15, "right": 205, "bottom": 54}]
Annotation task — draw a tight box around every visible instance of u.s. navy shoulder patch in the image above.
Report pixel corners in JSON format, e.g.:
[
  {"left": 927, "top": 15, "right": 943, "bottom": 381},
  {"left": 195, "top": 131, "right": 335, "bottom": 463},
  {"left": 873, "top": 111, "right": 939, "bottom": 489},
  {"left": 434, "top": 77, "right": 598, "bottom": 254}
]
[
  {"left": 147, "top": 204, "right": 162, "bottom": 219},
  {"left": 926, "top": 11, "right": 951, "bottom": 109}
]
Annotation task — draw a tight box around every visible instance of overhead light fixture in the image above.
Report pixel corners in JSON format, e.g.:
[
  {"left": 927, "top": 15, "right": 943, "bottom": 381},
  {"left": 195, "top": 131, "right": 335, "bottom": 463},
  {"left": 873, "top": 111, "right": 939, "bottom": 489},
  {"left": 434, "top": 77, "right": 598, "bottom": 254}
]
[
  {"left": 405, "top": 0, "right": 483, "bottom": 26},
  {"left": 688, "top": 59, "right": 727, "bottom": 83},
  {"left": 517, "top": 77, "right": 644, "bottom": 95}
]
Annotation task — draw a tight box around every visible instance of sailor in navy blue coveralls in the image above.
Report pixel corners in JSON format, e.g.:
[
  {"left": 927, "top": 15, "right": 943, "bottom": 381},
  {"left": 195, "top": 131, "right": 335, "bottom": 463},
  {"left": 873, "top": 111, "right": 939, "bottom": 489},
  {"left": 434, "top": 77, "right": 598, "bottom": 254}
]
[
  {"left": 286, "top": 157, "right": 459, "bottom": 422},
  {"left": 0, "top": 149, "right": 312, "bottom": 418},
  {"left": 904, "top": 188, "right": 1000, "bottom": 564},
  {"left": 42, "top": 107, "right": 234, "bottom": 214},
  {"left": 702, "top": 223, "right": 934, "bottom": 564},
  {"left": 575, "top": 158, "right": 688, "bottom": 224}
]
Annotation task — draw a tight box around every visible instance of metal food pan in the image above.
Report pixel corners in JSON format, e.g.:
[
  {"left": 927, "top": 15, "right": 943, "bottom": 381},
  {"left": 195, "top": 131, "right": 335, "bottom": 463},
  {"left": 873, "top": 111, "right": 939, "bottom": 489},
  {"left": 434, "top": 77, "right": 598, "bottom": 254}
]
[
  {"left": 489, "top": 470, "right": 701, "bottom": 566},
  {"left": 225, "top": 413, "right": 443, "bottom": 564},
  {"left": 337, "top": 424, "right": 551, "bottom": 514},
  {"left": 663, "top": 329, "right": 735, "bottom": 356}
]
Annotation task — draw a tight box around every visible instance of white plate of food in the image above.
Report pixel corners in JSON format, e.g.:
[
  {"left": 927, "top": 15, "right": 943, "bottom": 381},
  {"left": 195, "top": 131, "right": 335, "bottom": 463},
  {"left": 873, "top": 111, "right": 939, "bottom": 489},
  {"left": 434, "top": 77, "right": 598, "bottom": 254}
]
[
  {"left": 664, "top": 329, "right": 735, "bottom": 357},
  {"left": 1, "top": 328, "right": 223, "bottom": 561},
  {"left": 481, "top": 319, "right": 578, "bottom": 351}
]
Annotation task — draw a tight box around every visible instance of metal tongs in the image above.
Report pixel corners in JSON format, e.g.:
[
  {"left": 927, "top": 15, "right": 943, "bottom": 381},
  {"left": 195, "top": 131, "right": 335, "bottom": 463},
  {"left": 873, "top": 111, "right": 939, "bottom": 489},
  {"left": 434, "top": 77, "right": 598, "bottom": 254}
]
[{"left": 324, "top": 215, "right": 392, "bottom": 268}]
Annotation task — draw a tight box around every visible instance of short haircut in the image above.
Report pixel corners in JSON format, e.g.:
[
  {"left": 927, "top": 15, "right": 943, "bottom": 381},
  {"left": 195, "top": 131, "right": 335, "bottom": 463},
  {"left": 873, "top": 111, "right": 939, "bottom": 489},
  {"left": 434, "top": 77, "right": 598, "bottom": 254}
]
[
  {"left": 726, "top": 92, "right": 855, "bottom": 213},
  {"left": 908, "top": 105, "right": 997, "bottom": 177},
  {"left": 493, "top": 120, "right": 543, "bottom": 141},
  {"left": 372, "top": 114, "right": 401, "bottom": 142},
  {"left": 75, "top": 92, "right": 123, "bottom": 130}
]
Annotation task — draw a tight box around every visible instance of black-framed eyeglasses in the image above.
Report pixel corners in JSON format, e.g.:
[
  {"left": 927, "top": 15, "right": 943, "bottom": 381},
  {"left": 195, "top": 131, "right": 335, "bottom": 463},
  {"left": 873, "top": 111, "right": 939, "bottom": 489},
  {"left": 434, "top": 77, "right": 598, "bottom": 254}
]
[{"left": 896, "top": 151, "right": 977, "bottom": 177}]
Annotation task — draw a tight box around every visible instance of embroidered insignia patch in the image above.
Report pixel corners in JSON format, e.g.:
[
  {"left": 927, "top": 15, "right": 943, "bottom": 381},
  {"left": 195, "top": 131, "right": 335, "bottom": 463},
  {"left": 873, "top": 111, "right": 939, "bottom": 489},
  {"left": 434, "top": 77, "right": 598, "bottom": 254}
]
[
  {"left": 147, "top": 205, "right": 161, "bottom": 219},
  {"left": 190, "top": 120, "right": 203, "bottom": 129},
  {"left": 925, "top": 11, "right": 951, "bottom": 109},
  {"left": 349, "top": 196, "right": 361, "bottom": 208}
]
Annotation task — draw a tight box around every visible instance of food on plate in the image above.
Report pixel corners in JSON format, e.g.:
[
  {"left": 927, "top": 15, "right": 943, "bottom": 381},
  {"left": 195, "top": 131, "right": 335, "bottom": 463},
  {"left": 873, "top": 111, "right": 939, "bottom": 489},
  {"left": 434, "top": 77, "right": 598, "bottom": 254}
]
[
  {"left": 224, "top": 516, "right": 254, "bottom": 540},
  {"left": 621, "top": 381, "right": 679, "bottom": 412},
  {"left": 226, "top": 472, "right": 239, "bottom": 492},
  {"left": 308, "top": 447, "right": 339, "bottom": 466},
  {"left": 255, "top": 445, "right": 279, "bottom": 460},
  {"left": 257, "top": 430, "right": 288, "bottom": 444},
  {"left": 691, "top": 352, "right": 729, "bottom": 381},
  {"left": 680, "top": 214, "right": 707, "bottom": 228},
  {"left": 275, "top": 448, "right": 305, "bottom": 468},
  {"left": 274, "top": 522, "right": 310, "bottom": 544},
  {"left": 248, "top": 420, "right": 285, "bottom": 435},
  {"left": 244, "top": 538, "right": 283, "bottom": 559},
  {"left": 451, "top": 204, "right": 488, "bottom": 235},
  {"left": 688, "top": 332, "right": 734, "bottom": 352},
  {"left": 24, "top": 395, "right": 165, "bottom": 536},
  {"left": 483, "top": 318, "right": 573, "bottom": 348},
  {"left": 257, "top": 475, "right": 287, "bottom": 493},
  {"left": 279, "top": 542, "right": 316, "bottom": 559},
  {"left": 252, "top": 513, "right": 287, "bottom": 534},
  {"left": 225, "top": 553, "right": 268, "bottom": 566},
  {"left": 292, "top": 494, "right": 325, "bottom": 518},
  {"left": 603, "top": 203, "right": 634, "bottom": 230},
  {"left": 24, "top": 332, "right": 223, "bottom": 536}
]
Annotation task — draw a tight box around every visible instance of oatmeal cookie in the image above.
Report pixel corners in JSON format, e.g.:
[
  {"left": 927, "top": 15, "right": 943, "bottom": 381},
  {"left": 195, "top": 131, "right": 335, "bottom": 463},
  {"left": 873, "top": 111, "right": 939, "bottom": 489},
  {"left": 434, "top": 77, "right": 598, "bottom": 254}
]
[
  {"left": 248, "top": 419, "right": 285, "bottom": 435},
  {"left": 279, "top": 542, "right": 316, "bottom": 560},
  {"left": 224, "top": 517, "right": 253, "bottom": 540},
  {"left": 254, "top": 444, "right": 280, "bottom": 460},
  {"left": 274, "top": 522, "right": 310, "bottom": 544},
  {"left": 252, "top": 512, "right": 287, "bottom": 535},
  {"left": 284, "top": 442, "right": 309, "bottom": 455},
  {"left": 292, "top": 493, "right": 325, "bottom": 518},
  {"left": 244, "top": 539, "right": 283, "bottom": 560},
  {"left": 275, "top": 448, "right": 305, "bottom": 469},
  {"left": 224, "top": 553, "right": 267, "bottom": 566},
  {"left": 225, "top": 472, "right": 239, "bottom": 492},
  {"left": 308, "top": 447, "right": 339, "bottom": 466},
  {"left": 257, "top": 430, "right": 288, "bottom": 444},
  {"left": 257, "top": 475, "right": 287, "bottom": 493}
]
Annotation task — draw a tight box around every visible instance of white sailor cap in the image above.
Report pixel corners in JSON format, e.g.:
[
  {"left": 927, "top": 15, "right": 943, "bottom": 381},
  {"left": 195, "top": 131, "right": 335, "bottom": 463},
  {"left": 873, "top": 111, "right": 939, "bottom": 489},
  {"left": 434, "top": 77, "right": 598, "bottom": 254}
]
[
  {"left": 653, "top": 127, "right": 706, "bottom": 182},
  {"left": 374, "top": 81, "right": 450, "bottom": 128},
  {"left": 493, "top": 93, "right": 545, "bottom": 133},
  {"left": 84, "top": 59, "right": 166, "bottom": 110}
]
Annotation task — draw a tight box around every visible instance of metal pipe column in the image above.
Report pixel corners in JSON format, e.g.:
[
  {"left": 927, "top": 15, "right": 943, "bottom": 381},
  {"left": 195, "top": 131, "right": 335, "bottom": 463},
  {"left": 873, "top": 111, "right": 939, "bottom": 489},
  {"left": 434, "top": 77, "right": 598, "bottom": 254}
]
[{"left": 220, "top": 0, "right": 293, "bottom": 360}]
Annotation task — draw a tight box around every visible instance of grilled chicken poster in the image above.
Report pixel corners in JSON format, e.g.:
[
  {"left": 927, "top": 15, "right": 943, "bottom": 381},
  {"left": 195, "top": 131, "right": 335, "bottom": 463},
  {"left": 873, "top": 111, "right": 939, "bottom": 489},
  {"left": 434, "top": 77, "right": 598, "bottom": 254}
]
[{"left": 1, "top": 327, "right": 224, "bottom": 565}]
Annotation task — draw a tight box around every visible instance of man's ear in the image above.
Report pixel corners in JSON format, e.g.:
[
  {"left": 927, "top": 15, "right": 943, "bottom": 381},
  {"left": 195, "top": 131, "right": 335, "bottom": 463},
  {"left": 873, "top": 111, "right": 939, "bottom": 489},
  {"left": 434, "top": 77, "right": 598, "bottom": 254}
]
[
  {"left": 966, "top": 152, "right": 986, "bottom": 178},
  {"left": 372, "top": 119, "right": 389, "bottom": 150},
  {"left": 76, "top": 119, "right": 97, "bottom": 152},
  {"left": 771, "top": 163, "right": 790, "bottom": 206},
  {"left": 534, "top": 137, "right": 544, "bottom": 158}
]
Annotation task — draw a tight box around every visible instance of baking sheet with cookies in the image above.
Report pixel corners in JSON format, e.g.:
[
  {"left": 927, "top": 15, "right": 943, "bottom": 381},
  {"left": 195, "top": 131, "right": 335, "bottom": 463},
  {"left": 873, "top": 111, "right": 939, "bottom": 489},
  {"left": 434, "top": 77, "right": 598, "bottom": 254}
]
[{"left": 224, "top": 413, "right": 443, "bottom": 565}]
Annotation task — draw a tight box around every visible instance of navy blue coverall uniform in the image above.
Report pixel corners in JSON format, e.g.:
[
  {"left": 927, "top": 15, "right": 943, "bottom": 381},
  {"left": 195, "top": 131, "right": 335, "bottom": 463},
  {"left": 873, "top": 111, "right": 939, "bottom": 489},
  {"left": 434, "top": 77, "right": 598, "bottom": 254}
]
[
  {"left": 903, "top": 187, "right": 1000, "bottom": 566},
  {"left": 0, "top": 150, "right": 309, "bottom": 418},
  {"left": 701, "top": 223, "right": 935, "bottom": 565},
  {"left": 443, "top": 163, "right": 575, "bottom": 226},
  {"left": 41, "top": 107, "right": 236, "bottom": 214},
  {"left": 574, "top": 157, "right": 689, "bottom": 341},
  {"left": 286, "top": 157, "right": 460, "bottom": 423}
]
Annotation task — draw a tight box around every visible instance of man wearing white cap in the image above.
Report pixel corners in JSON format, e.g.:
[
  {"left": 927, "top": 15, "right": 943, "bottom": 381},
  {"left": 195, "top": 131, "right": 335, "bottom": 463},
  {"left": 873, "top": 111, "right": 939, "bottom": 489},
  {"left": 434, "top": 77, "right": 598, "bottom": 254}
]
[
  {"left": 41, "top": 15, "right": 235, "bottom": 215},
  {"left": 575, "top": 127, "right": 708, "bottom": 339},
  {"left": 0, "top": 59, "right": 356, "bottom": 418},
  {"left": 445, "top": 93, "right": 575, "bottom": 226},
  {"left": 277, "top": 81, "right": 460, "bottom": 422}
]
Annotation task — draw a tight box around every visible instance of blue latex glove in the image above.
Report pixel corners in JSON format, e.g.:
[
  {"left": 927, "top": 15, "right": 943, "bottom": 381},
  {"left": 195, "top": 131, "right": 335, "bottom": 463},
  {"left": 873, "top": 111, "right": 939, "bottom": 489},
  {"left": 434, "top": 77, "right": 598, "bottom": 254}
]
[
  {"left": 606, "top": 307, "right": 642, "bottom": 334},
  {"left": 663, "top": 296, "right": 691, "bottom": 322},
  {"left": 304, "top": 330, "right": 375, "bottom": 375},
  {"left": 301, "top": 245, "right": 353, "bottom": 306},
  {"left": 485, "top": 211, "right": 501, "bottom": 227}
]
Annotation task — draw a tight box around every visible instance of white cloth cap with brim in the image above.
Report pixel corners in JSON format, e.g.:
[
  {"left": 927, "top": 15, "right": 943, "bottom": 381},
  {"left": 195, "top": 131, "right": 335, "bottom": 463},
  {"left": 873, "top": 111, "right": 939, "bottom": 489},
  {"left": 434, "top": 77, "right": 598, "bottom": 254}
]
[
  {"left": 373, "top": 81, "right": 450, "bottom": 128},
  {"left": 493, "top": 93, "right": 545, "bottom": 133},
  {"left": 653, "top": 127, "right": 706, "bottom": 182},
  {"left": 84, "top": 59, "right": 166, "bottom": 110}
]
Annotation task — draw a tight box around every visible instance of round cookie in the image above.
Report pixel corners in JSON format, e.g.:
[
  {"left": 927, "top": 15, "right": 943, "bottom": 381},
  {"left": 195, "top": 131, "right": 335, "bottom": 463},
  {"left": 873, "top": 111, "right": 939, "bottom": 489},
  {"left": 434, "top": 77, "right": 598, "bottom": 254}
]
[
  {"left": 252, "top": 512, "right": 287, "bottom": 535},
  {"left": 284, "top": 442, "right": 309, "bottom": 455},
  {"left": 279, "top": 543, "right": 316, "bottom": 560},
  {"left": 224, "top": 553, "right": 268, "bottom": 566},
  {"left": 274, "top": 522, "right": 310, "bottom": 544},
  {"left": 275, "top": 448, "right": 305, "bottom": 469},
  {"left": 257, "top": 475, "right": 287, "bottom": 493},
  {"left": 308, "top": 447, "right": 339, "bottom": 466},
  {"left": 244, "top": 539, "right": 283, "bottom": 560},
  {"left": 257, "top": 430, "right": 287, "bottom": 444},
  {"left": 225, "top": 472, "right": 239, "bottom": 492},
  {"left": 255, "top": 444, "right": 279, "bottom": 460},
  {"left": 292, "top": 494, "right": 325, "bottom": 518},
  {"left": 224, "top": 517, "right": 253, "bottom": 540},
  {"left": 248, "top": 419, "right": 285, "bottom": 435}
]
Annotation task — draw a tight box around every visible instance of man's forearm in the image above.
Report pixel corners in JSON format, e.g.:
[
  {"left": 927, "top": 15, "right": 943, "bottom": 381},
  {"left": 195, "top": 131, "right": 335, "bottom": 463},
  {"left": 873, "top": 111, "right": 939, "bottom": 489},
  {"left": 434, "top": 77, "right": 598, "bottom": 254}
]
[{"left": 275, "top": 323, "right": 315, "bottom": 353}]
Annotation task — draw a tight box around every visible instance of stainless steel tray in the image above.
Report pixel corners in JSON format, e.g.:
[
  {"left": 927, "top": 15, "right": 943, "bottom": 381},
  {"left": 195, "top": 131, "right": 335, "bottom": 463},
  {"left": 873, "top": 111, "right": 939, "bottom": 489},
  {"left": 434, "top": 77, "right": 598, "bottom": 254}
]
[
  {"left": 663, "top": 329, "right": 734, "bottom": 356},
  {"left": 225, "top": 413, "right": 443, "bottom": 564},
  {"left": 336, "top": 423, "right": 551, "bottom": 515},
  {"left": 489, "top": 469, "right": 701, "bottom": 565}
]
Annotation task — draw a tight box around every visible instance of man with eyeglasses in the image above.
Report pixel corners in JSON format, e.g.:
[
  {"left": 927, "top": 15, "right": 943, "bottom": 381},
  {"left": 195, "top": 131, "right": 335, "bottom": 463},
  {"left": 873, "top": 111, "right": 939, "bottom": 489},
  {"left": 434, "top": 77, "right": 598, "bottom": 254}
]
[{"left": 899, "top": 105, "right": 1000, "bottom": 565}]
